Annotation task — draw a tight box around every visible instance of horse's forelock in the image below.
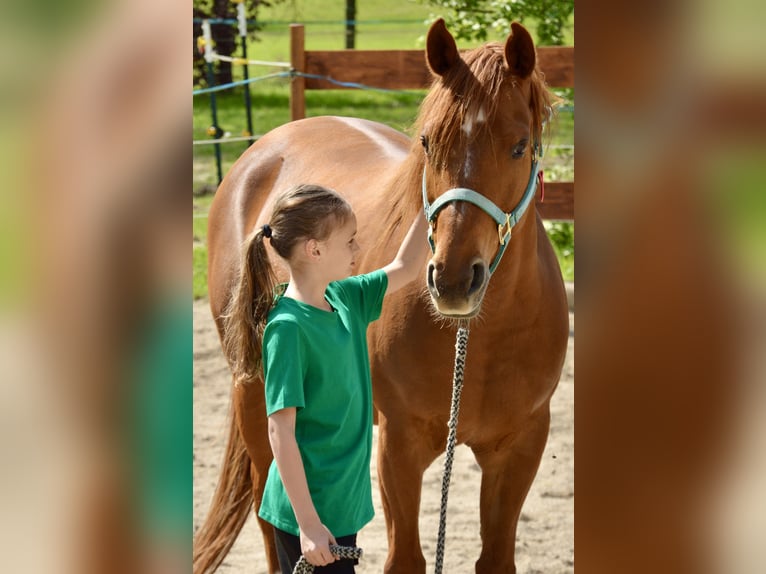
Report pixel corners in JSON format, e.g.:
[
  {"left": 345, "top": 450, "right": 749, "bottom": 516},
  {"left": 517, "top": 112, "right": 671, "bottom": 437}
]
[
  {"left": 417, "top": 43, "right": 553, "bottom": 171},
  {"left": 528, "top": 68, "right": 559, "bottom": 146}
]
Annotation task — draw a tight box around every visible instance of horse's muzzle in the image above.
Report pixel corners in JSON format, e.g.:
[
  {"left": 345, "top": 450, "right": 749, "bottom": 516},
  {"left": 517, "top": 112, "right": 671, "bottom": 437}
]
[{"left": 426, "top": 258, "right": 488, "bottom": 317}]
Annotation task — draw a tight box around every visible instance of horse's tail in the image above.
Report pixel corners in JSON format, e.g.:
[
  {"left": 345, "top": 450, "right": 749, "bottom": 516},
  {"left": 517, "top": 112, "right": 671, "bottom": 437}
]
[{"left": 193, "top": 411, "right": 253, "bottom": 574}]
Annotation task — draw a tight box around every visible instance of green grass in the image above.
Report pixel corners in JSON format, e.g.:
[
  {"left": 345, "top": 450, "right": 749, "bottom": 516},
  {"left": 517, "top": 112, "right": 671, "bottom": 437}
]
[
  {"left": 193, "top": 194, "right": 213, "bottom": 299},
  {"left": 193, "top": 7, "right": 574, "bottom": 299},
  {"left": 193, "top": 245, "right": 208, "bottom": 301},
  {"left": 193, "top": 194, "right": 213, "bottom": 243},
  {"left": 193, "top": 87, "right": 428, "bottom": 188}
]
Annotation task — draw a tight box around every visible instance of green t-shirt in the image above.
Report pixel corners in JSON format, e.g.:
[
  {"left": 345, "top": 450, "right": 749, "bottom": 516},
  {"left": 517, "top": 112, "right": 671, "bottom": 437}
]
[{"left": 258, "top": 269, "right": 388, "bottom": 537}]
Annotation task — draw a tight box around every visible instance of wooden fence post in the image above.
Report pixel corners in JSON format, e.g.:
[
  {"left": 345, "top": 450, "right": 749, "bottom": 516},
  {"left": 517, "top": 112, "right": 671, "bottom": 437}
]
[{"left": 290, "top": 24, "right": 306, "bottom": 121}]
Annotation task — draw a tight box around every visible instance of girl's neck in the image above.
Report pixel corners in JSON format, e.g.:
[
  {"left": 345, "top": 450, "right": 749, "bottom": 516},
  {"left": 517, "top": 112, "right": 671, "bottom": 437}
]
[{"left": 283, "top": 269, "right": 332, "bottom": 312}]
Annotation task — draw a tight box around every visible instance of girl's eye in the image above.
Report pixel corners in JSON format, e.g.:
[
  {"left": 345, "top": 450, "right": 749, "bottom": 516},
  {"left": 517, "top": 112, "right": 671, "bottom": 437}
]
[
  {"left": 511, "top": 139, "right": 528, "bottom": 159},
  {"left": 420, "top": 135, "right": 429, "bottom": 154}
]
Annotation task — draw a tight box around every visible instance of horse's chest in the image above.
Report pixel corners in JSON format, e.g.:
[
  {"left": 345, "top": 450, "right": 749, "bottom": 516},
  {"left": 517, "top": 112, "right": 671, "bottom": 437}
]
[{"left": 442, "top": 344, "right": 557, "bottom": 432}]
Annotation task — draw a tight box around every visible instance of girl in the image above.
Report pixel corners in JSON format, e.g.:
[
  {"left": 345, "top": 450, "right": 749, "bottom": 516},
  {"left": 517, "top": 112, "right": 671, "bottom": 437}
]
[{"left": 222, "top": 184, "right": 429, "bottom": 572}]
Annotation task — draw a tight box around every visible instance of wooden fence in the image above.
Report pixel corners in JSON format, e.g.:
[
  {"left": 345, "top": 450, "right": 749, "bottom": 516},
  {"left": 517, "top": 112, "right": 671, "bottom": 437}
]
[{"left": 288, "top": 24, "right": 574, "bottom": 220}]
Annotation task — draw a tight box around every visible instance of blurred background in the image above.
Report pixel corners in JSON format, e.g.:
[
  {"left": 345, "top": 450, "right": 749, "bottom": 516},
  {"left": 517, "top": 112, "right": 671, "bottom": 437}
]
[
  {"left": 0, "top": 0, "right": 189, "bottom": 572},
  {"left": 576, "top": 1, "right": 766, "bottom": 572},
  {"left": 0, "top": 0, "right": 763, "bottom": 572}
]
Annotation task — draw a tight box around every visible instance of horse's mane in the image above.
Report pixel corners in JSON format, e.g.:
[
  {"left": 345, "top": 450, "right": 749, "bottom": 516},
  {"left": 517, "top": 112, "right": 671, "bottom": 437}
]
[{"left": 379, "top": 42, "right": 558, "bottom": 245}]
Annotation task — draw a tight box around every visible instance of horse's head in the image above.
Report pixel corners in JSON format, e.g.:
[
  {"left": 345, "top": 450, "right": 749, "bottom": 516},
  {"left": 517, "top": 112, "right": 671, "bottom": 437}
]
[{"left": 418, "top": 19, "right": 553, "bottom": 318}]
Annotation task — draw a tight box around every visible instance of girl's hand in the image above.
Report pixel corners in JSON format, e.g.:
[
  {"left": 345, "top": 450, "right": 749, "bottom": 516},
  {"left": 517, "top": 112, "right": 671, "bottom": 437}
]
[{"left": 299, "top": 522, "right": 337, "bottom": 566}]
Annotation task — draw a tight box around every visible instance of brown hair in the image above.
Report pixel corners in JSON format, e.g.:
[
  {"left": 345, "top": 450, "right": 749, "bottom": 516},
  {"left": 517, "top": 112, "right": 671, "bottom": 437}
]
[{"left": 221, "top": 184, "right": 353, "bottom": 384}]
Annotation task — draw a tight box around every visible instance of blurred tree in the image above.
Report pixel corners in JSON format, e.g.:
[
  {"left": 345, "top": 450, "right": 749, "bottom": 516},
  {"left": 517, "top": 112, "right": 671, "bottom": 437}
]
[
  {"left": 193, "top": 0, "right": 285, "bottom": 87},
  {"left": 346, "top": 0, "right": 357, "bottom": 49},
  {"left": 425, "top": 0, "right": 574, "bottom": 45}
]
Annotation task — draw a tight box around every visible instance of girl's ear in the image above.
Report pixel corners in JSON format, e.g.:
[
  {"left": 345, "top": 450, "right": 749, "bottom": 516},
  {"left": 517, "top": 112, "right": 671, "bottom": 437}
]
[{"left": 305, "top": 238, "right": 321, "bottom": 260}]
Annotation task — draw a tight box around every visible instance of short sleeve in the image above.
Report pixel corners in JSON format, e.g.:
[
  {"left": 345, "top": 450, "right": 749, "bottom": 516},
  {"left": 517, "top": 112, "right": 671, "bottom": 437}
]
[
  {"left": 331, "top": 269, "right": 388, "bottom": 325},
  {"left": 261, "top": 319, "right": 307, "bottom": 416}
]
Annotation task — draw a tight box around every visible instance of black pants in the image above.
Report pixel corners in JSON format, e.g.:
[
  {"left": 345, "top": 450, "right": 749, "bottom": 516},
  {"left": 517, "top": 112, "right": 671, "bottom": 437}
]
[{"left": 274, "top": 527, "right": 358, "bottom": 573}]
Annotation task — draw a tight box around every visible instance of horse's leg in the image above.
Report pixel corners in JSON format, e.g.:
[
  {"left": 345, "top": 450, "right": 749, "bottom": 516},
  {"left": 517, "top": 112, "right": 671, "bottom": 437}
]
[
  {"left": 378, "top": 413, "right": 443, "bottom": 574},
  {"left": 251, "top": 470, "right": 279, "bottom": 573},
  {"left": 233, "top": 382, "right": 279, "bottom": 572},
  {"left": 471, "top": 407, "right": 551, "bottom": 574}
]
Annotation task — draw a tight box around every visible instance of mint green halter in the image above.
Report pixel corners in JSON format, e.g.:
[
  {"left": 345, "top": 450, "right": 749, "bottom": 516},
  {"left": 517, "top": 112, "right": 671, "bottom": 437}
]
[{"left": 421, "top": 142, "right": 543, "bottom": 274}]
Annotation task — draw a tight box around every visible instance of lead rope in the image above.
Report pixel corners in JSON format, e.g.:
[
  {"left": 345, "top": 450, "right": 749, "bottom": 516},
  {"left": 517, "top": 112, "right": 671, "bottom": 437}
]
[
  {"left": 292, "top": 545, "right": 363, "bottom": 574},
  {"left": 434, "top": 326, "right": 470, "bottom": 574}
]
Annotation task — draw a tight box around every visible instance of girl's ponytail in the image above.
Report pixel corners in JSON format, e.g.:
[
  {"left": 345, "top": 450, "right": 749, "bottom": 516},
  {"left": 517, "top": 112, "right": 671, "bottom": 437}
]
[
  {"left": 222, "top": 226, "right": 277, "bottom": 385},
  {"left": 222, "top": 183, "right": 354, "bottom": 384}
]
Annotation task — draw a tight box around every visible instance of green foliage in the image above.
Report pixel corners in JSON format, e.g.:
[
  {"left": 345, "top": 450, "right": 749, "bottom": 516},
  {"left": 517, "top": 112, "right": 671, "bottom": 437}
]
[
  {"left": 544, "top": 221, "right": 573, "bottom": 256},
  {"left": 193, "top": 0, "right": 212, "bottom": 12},
  {"left": 425, "top": 0, "right": 574, "bottom": 45},
  {"left": 708, "top": 152, "right": 766, "bottom": 282},
  {"left": 544, "top": 221, "right": 574, "bottom": 280},
  {"left": 193, "top": 0, "right": 280, "bottom": 21}
]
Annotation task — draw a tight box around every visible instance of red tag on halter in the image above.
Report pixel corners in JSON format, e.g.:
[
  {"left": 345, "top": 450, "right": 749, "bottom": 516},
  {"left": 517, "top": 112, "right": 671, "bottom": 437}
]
[{"left": 537, "top": 170, "right": 545, "bottom": 203}]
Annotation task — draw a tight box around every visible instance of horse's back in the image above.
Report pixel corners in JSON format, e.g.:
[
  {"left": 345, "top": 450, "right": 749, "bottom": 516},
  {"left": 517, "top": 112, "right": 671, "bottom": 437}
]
[{"left": 207, "top": 116, "right": 410, "bottom": 319}]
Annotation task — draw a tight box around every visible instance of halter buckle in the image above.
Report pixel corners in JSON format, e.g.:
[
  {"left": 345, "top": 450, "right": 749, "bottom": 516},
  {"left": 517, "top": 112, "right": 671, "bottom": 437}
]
[{"left": 498, "top": 213, "right": 512, "bottom": 245}]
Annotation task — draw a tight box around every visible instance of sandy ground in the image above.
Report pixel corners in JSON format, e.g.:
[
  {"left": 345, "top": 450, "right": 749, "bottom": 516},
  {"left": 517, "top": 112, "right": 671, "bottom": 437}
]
[{"left": 194, "top": 299, "right": 574, "bottom": 573}]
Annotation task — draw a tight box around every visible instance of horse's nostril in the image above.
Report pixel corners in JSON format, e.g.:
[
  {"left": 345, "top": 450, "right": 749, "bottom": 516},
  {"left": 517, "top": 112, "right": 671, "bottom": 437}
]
[
  {"left": 427, "top": 263, "right": 438, "bottom": 294},
  {"left": 468, "top": 263, "right": 486, "bottom": 296}
]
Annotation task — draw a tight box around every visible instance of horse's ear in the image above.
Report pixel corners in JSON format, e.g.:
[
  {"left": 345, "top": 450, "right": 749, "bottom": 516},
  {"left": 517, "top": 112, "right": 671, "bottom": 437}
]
[
  {"left": 505, "top": 22, "right": 536, "bottom": 79},
  {"left": 426, "top": 18, "right": 459, "bottom": 76}
]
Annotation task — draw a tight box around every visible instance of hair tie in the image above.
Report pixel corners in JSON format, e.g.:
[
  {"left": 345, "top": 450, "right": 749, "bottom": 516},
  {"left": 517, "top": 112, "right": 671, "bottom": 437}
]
[{"left": 261, "top": 224, "right": 272, "bottom": 239}]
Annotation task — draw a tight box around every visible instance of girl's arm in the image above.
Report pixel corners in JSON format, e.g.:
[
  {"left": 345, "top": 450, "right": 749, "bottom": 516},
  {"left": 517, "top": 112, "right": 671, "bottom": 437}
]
[
  {"left": 382, "top": 213, "right": 430, "bottom": 295},
  {"left": 268, "top": 408, "right": 337, "bottom": 567}
]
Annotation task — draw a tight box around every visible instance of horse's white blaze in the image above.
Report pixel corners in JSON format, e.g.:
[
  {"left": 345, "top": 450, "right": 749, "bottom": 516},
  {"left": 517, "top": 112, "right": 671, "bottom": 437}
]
[
  {"left": 461, "top": 107, "right": 486, "bottom": 180},
  {"left": 463, "top": 146, "right": 476, "bottom": 182},
  {"left": 461, "top": 107, "right": 486, "bottom": 136},
  {"left": 462, "top": 117, "right": 473, "bottom": 136}
]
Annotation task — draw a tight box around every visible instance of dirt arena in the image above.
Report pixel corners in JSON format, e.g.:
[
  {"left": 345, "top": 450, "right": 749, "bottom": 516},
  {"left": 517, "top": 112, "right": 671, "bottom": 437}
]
[{"left": 194, "top": 298, "right": 574, "bottom": 573}]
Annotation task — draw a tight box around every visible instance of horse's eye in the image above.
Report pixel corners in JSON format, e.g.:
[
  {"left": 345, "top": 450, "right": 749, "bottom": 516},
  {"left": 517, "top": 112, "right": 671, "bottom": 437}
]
[
  {"left": 511, "top": 140, "right": 528, "bottom": 159},
  {"left": 420, "top": 135, "right": 429, "bottom": 154}
]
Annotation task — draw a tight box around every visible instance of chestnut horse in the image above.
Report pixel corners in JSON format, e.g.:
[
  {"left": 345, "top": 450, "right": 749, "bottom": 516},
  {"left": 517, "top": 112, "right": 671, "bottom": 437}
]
[{"left": 194, "top": 19, "right": 568, "bottom": 574}]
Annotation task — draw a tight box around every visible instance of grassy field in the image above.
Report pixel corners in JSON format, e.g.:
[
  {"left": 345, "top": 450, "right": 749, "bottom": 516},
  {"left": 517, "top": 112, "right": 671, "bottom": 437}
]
[{"left": 193, "top": 4, "right": 574, "bottom": 299}]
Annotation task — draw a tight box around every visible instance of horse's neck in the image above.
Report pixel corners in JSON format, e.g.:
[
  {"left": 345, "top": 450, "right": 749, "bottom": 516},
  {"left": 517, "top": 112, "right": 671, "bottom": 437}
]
[{"left": 379, "top": 156, "right": 423, "bottom": 239}]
